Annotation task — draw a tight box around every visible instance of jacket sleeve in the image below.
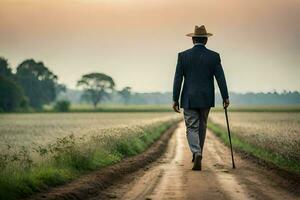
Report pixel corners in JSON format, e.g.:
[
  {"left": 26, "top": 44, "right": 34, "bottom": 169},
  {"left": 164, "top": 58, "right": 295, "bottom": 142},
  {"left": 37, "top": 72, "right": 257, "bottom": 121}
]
[
  {"left": 213, "top": 54, "right": 229, "bottom": 100},
  {"left": 172, "top": 53, "right": 184, "bottom": 104}
]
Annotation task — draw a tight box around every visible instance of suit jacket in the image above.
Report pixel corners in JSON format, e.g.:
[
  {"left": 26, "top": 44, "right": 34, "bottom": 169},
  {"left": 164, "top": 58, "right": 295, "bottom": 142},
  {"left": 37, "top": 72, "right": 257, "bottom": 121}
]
[{"left": 173, "top": 45, "right": 229, "bottom": 108}]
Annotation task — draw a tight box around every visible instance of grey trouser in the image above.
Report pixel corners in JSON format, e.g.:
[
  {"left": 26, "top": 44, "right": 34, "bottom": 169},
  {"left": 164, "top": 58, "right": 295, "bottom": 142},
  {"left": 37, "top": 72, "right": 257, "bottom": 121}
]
[{"left": 183, "top": 108, "right": 210, "bottom": 156}]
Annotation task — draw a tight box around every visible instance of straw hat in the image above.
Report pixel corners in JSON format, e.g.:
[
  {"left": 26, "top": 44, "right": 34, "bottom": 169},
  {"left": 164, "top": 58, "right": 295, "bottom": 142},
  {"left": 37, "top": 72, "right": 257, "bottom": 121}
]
[{"left": 186, "top": 25, "right": 213, "bottom": 37}]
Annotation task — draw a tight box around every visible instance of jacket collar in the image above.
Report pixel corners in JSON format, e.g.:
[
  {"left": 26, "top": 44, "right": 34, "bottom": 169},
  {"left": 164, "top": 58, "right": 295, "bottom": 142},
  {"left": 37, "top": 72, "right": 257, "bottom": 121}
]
[
  {"left": 194, "top": 43, "right": 204, "bottom": 46},
  {"left": 193, "top": 44, "right": 206, "bottom": 49}
]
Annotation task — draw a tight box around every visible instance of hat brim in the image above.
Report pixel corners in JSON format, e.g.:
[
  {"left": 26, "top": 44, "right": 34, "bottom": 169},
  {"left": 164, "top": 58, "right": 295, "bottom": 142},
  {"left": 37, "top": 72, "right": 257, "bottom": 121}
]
[{"left": 186, "top": 33, "right": 213, "bottom": 37}]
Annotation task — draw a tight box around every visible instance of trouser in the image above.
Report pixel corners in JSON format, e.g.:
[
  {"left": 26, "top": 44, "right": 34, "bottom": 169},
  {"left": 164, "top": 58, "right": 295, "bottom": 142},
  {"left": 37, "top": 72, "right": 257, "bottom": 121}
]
[{"left": 183, "top": 108, "right": 211, "bottom": 156}]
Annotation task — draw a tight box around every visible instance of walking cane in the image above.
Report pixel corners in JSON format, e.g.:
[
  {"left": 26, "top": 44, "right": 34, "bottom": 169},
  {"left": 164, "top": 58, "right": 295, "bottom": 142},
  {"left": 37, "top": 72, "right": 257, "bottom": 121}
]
[{"left": 224, "top": 107, "right": 236, "bottom": 169}]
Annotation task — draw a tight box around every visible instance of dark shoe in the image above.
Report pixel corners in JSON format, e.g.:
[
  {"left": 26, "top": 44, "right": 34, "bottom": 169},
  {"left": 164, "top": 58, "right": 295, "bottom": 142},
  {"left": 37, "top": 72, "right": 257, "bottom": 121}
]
[
  {"left": 192, "top": 153, "right": 202, "bottom": 171},
  {"left": 192, "top": 153, "right": 195, "bottom": 163}
]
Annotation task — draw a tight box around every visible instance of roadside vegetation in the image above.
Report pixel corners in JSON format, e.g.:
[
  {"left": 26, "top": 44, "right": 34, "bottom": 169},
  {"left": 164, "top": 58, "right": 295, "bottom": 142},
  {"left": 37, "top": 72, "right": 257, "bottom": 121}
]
[
  {"left": 208, "top": 111, "right": 300, "bottom": 175},
  {"left": 0, "top": 113, "right": 180, "bottom": 200},
  {"left": 211, "top": 105, "right": 300, "bottom": 112}
]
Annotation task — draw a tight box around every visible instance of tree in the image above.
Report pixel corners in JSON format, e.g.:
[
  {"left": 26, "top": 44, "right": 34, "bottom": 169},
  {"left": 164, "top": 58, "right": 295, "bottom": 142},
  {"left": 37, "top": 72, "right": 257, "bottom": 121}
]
[
  {"left": 119, "top": 86, "right": 132, "bottom": 104},
  {"left": 15, "top": 59, "right": 58, "bottom": 109},
  {"left": 0, "top": 57, "right": 27, "bottom": 112},
  {"left": 55, "top": 83, "right": 67, "bottom": 96},
  {"left": 0, "top": 57, "right": 13, "bottom": 77},
  {"left": 0, "top": 76, "right": 27, "bottom": 112},
  {"left": 54, "top": 100, "right": 70, "bottom": 112},
  {"left": 77, "top": 73, "right": 115, "bottom": 108}
]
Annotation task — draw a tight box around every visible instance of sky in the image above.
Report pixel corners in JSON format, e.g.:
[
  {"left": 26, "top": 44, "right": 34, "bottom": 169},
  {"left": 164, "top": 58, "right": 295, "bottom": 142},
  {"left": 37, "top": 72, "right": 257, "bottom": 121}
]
[{"left": 0, "top": 0, "right": 299, "bottom": 93}]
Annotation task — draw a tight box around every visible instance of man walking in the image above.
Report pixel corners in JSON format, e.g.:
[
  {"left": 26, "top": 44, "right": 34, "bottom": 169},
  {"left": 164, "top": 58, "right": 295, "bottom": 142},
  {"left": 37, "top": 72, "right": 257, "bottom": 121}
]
[{"left": 172, "top": 25, "right": 230, "bottom": 170}]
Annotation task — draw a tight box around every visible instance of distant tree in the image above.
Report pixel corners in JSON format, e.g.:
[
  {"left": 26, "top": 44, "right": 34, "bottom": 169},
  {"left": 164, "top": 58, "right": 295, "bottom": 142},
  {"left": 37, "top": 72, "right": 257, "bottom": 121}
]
[
  {"left": 55, "top": 83, "right": 67, "bottom": 96},
  {"left": 0, "top": 57, "right": 28, "bottom": 112},
  {"left": 54, "top": 100, "right": 70, "bottom": 112},
  {"left": 77, "top": 73, "right": 115, "bottom": 108},
  {"left": 0, "top": 76, "right": 27, "bottom": 112},
  {"left": 119, "top": 86, "right": 132, "bottom": 104},
  {"left": 0, "top": 57, "right": 13, "bottom": 77},
  {"left": 15, "top": 59, "right": 58, "bottom": 109}
]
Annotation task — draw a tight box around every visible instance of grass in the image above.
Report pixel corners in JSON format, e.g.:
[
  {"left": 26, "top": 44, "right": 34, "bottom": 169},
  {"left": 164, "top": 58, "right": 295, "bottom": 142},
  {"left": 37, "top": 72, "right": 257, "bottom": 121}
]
[
  {"left": 208, "top": 122, "right": 300, "bottom": 175},
  {"left": 0, "top": 104, "right": 173, "bottom": 114},
  {"left": 0, "top": 117, "right": 179, "bottom": 200},
  {"left": 209, "top": 112, "right": 300, "bottom": 162},
  {"left": 0, "top": 112, "right": 178, "bottom": 147},
  {"left": 57, "top": 104, "right": 300, "bottom": 113},
  {"left": 211, "top": 104, "right": 300, "bottom": 112},
  {"left": 45, "top": 104, "right": 173, "bottom": 113},
  {"left": 3, "top": 104, "right": 300, "bottom": 114}
]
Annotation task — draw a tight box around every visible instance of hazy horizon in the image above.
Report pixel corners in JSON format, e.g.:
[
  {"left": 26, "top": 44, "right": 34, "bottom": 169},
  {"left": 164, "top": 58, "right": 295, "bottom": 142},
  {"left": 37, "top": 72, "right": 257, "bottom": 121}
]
[{"left": 1, "top": 0, "right": 299, "bottom": 93}]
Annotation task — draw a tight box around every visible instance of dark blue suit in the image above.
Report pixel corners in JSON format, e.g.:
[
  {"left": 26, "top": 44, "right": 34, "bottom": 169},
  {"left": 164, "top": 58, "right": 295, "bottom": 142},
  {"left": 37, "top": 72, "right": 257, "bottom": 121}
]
[{"left": 173, "top": 44, "right": 229, "bottom": 108}]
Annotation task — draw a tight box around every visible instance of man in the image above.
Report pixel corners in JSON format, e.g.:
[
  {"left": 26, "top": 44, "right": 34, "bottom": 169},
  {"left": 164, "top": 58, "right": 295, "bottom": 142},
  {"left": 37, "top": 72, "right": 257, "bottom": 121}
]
[{"left": 172, "top": 25, "right": 229, "bottom": 170}]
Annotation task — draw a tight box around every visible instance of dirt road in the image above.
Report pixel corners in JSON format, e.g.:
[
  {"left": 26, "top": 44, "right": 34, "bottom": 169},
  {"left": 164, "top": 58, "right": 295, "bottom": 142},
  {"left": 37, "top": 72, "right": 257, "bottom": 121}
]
[{"left": 94, "top": 122, "right": 299, "bottom": 200}]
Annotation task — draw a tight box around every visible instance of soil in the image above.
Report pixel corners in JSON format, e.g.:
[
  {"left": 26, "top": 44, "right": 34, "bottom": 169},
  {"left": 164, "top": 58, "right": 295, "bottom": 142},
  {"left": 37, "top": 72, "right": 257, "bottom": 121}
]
[{"left": 30, "top": 122, "right": 300, "bottom": 200}]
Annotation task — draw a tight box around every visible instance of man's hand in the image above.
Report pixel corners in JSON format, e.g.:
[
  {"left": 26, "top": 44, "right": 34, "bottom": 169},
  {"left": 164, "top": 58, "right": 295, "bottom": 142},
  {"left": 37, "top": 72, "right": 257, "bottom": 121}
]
[
  {"left": 223, "top": 98, "right": 230, "bottom": 109},
  {"left": 172, "top": 102, "right": 181, "bottom": 113}
]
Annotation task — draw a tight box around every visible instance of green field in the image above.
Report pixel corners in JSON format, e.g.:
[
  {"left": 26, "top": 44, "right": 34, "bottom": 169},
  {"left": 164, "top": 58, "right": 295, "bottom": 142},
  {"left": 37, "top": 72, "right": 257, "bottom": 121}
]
[
  {"left": 4, "top": 104, "right": 299, "bottom": 114},
  {"left": 0, "top": 112, "right": 178, "bottom": 147},
  {"left": 1, "top": 106, "right": 300, "bottom": 199},
  {"left": 208, "top": 111, "right": 300, "bottom": 174},
  {"left": 0, "top": 112, "right": 181, "bottom": 200},
  {"left": 211, "top": 104, "right": 300, "bottom": 112},
  {"left": 43, "top": 104, "right": 173, "bottom": 113}
]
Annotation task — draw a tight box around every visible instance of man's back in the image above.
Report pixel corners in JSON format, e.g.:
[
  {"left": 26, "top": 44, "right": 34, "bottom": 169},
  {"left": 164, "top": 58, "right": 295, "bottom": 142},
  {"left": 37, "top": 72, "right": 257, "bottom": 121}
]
[
  {"left": 173, "top": 44, "right": 228, "bottom": 108},
  {"left": 172, "top": 25, "right": 229, "bottom": 171}
]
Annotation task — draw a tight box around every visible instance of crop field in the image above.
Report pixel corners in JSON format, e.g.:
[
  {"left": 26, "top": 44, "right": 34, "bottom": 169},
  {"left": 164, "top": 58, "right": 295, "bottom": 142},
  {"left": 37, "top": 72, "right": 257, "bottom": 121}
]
[
  {"left": 0, "top": 112, "right": 181, "bottom": 200},
  {"left": 0, "top": 112, "right": 178, "bottom": 147},
  {"left": 211, "top": 104, "right": 300, "bottom": 112},
  {"left": 208, "top": 111, "right": 300, "bottom": 173},
  {"left": 43, "top": 104, "right": 172, "bottom": 113}
]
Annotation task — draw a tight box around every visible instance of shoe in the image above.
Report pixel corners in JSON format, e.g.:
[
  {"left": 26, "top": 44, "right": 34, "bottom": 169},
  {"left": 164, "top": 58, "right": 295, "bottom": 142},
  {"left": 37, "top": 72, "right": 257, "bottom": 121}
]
[
  {"left": 192, "top": 153, "right": 195, "bottom": 163},
  {"left": 192, "top": 153, "right": 202, "bottom": 171}
]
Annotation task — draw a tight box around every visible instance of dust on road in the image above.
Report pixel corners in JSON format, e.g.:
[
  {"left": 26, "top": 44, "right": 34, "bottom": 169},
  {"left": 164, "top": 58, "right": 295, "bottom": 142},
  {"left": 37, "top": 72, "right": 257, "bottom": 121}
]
[{"left": 95, "top": 122, "right": 299, "bottom": 200}]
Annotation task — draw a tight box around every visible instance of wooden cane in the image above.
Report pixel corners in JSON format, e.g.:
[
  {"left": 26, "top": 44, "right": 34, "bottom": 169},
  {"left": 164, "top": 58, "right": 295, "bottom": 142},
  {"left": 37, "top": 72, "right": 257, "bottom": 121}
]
[{"left": 224, "top": 107, "right": 236, "bottom": 169}]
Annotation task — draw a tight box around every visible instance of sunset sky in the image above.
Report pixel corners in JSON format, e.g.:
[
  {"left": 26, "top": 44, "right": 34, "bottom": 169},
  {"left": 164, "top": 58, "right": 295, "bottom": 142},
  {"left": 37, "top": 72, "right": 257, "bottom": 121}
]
[{"left": 0, "top": 0, "right": 299, "bottom": 93}]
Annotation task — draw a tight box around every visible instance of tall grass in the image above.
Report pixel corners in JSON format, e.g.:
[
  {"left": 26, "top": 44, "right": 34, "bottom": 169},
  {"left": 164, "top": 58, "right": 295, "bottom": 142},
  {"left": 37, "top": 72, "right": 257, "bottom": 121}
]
[
  {"left": 0, "top": 119, "right": 178, "bottom": 200},
  {"left": 211, "top": 105, "right": 300, "bottom": 112},
  {"left": 208, "top": 122, "right": 300, "bottom": 175},
  {"left": 209, "top": 112, "right": 300, "bottom": 162}
]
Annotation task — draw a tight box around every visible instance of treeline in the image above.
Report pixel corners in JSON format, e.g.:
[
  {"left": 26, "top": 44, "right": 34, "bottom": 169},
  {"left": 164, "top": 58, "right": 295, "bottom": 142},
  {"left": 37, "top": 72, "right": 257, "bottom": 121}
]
[
  {"left": 216, "top": 91, "right": 300, "bottom": 105},
  {"left": 58, "top": 89, "right": 172, "bottom": 105},
  {"left": 0, "top": 57, "right": 132, "bottom": 112},
  {"left": 0, "top": 57, "right": 65, "bottom": 112},
  {"left": 1, "top": 56, "right": 300, "bottom": 112},
  {"left": 58, "top": 89, "right": 300, "bottom": 105}
]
